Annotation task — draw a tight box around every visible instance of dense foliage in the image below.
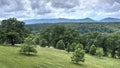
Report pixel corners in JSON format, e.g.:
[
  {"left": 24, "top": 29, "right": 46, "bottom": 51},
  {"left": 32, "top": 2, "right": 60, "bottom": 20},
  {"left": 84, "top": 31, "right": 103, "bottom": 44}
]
[
  {"left": 20, "top": 36, "right": 37, "bottom": 55},
  {"left": 89, "top": 45, "right": 97, "bottom": 55},
  {"left": 0, "top": 18, "right": 29, "bottom": 45},
  {"left": 71, "top": 44, "right": 85, "bottom": 63},
  {"left": 20, "top": 44, "right": 37, "bottom": 55},
  {"left": 96, "top": 48, "right": 104, "bottom": 57},
  {"left": 40, "top": 25, "right": 80, "bottom": 49},
  {"left": 37, "top": 24, "right": 120, "bottom": 59},
  {"left": 26, "top": 23, "right": 120, "bottom": 33},
  {"left": 56, "top": 40, "right": 65, "bottom": 50},
  {"left": 40, "top": 39, "right": 48, "bottom": 47}
]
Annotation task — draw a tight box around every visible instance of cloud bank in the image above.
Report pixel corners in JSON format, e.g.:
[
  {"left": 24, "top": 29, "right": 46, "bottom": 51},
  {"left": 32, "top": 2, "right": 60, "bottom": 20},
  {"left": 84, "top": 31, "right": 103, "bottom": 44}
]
[{"left": 0, "top": 0, "right": 120, "bottom": 20}]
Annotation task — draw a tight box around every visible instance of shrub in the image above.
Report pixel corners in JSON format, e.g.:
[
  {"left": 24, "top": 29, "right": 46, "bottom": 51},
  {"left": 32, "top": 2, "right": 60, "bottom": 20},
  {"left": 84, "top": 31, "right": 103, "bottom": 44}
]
[
  {"left": 20, "top": 44, "right": 37, "bottom": 55},
  {"left": 75, "top": 43, "right": 83, "bottom": 49},
  {"left": 89, "top": 44, "right": 96, "bottom": 55},
  {"left": 19, "top": 36, "right": 37, "bottom": 55},
  {"left": 40, "top": 39, "right": 48, "bottom": 47},
  {"left": 66, "top": 43, "right": 72, "bottom": 53},
  {"left": 96, "top": 48, "right": 104, "bottom": 57},
  {"left": 56, "top": 40, "right": 65, "bottom": 50},
  {"left": 71, "top": 42, "right": 77, "bottom": 51},
  {"left": 116, "top": 47, "right": 120, "bottom": 59},
  {"left": 71, "top": 44, "right": 85, "bottom": 63}
]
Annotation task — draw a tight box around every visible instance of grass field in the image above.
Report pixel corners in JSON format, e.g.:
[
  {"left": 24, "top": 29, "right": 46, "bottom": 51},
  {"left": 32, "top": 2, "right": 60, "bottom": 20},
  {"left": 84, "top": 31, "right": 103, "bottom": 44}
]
[{"left": 0, "top": 45, "right": 119, "bottom": 68}]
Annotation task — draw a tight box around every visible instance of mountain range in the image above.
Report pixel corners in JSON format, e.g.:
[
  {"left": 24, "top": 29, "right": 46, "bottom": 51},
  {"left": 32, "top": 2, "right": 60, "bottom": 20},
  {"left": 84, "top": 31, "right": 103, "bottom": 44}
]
[
  {"left": 1, "top": 18, "right": 120, "bottom": 24},
  {"left": 23, "top": 18, "right": 95, "bottom": 24},
  {"left": 100, "top": 18, "right": 120, "bottom": 22},
  {"left": 23, "top": 17, "right": 120, "bottom": 24}
]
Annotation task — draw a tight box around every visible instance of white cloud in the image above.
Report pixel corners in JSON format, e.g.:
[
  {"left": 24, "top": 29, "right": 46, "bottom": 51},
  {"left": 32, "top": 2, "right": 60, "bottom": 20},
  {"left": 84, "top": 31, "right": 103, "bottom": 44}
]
[{"left": 0, "top": 0, "right": 120, "bottom": 20}]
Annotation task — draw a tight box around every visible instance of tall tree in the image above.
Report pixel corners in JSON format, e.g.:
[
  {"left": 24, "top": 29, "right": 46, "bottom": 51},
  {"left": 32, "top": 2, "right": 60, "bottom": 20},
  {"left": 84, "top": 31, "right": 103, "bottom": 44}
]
[{"left": 1, "top": 18, "right": 28, "bottom": 45}]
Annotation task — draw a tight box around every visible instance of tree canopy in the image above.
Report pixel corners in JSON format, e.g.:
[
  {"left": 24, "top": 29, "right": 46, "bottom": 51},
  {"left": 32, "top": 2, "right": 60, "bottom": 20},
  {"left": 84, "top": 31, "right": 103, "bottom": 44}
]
[{"left": 0, "top": 18, "right": 29, "bottom": 45}]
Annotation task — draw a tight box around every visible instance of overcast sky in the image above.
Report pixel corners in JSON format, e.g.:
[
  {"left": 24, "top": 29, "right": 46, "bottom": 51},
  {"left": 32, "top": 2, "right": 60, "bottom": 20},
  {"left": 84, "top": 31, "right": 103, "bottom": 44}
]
[{"left": 0, "top": 0, "right": 120, "bottom": 20}]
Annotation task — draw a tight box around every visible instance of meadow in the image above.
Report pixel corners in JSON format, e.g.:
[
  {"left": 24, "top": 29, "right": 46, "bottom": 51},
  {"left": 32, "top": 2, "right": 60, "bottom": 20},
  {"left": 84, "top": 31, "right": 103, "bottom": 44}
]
[{"left": 0, "top": 45, "right": 119, "bottom": 68}]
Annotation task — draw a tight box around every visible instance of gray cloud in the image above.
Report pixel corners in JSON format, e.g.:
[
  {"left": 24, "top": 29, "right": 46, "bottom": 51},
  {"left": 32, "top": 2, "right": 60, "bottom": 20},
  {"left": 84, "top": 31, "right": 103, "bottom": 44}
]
[
  {"left": 50, "top": 0, "right": 79, "bottom": 9},
  {"left": 29, "top": 0, "right": 51, "bottom": 14},
  {"left": 0, "top": 0, "right": 120, "bottom": 20},
  {"left": 97, "top": 0, "right": 120, "bottom": 12},
  {"left": 0, "top": 0, "right": 9, "bottom": 6},
  {"left": 0, "top": 0, "right": 26, "bottom": 12}
]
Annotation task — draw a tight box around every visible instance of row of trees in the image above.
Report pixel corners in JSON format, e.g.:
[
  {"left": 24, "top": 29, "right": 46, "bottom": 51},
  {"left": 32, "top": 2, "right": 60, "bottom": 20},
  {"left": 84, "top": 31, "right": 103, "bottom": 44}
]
[
  {"left": 80, "top": 32, "right": 120, "bottom": 58},
  {"left": 39, "top": 25, "right": 80, "bottom": 51},
  {"left": 38, "top": 25, "right": 120, "bottom": 59},
  {"left": 26, "top": 23, "right": 120, "bottom": 34}
]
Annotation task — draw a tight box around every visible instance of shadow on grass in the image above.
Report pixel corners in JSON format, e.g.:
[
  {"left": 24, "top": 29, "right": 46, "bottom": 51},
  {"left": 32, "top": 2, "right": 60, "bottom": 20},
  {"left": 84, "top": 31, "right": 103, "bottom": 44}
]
[
  {"left": 70, "top": 62, "right": 86, "bottom": 67},
  {"left": 0, "top": 44, "right": 21, "bottom": 48},
  {"left": 19, "top": 53, "right": 37, "bottom": 57}
]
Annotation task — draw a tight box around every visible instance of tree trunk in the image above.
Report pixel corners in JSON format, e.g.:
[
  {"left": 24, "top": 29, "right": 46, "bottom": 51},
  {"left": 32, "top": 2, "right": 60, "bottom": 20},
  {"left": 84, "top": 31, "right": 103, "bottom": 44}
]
[{"left": 11, "top": 39, "right": 15, "bottom": 46}]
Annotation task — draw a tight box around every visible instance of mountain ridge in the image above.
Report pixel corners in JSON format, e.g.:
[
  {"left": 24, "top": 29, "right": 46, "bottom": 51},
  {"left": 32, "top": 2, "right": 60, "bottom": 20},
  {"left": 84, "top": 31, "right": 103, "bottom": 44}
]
[
  {"left": 100, "top": 17, "right": 120, "bottom": 22},
  {"left": 23, "top": 18, "right": 96, "bottom": 24}
]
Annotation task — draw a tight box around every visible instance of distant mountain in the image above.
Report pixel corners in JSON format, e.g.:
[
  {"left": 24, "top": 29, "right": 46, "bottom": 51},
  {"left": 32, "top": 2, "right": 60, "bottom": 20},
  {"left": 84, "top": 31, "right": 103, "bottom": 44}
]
[
  {"left": 100, "top": 18, "right": 120, "bottom": 22},
  {"left": 23, "top": 18, "right": 96, "bottom": 24}
]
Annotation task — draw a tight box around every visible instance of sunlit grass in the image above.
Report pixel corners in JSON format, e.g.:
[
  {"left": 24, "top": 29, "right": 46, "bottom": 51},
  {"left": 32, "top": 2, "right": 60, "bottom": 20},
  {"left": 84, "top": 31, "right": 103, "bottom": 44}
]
[{"left": 0, "top": 45, "right": 119, "bottom": 68}]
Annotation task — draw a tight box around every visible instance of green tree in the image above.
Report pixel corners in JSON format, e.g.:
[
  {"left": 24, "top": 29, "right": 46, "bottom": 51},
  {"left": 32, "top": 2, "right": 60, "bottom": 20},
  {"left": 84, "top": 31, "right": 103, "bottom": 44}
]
[
  {"left": 66, "top": 43, "right": 72, "bottom": 53},
  {"left": 40, "top": 39, "right": 48, "bottom": 47},
  {"left": 19, "top": 44, "right": 37, "bottom": 55},
  {"left": 56, "top": 40, "right": 65, "bottom": 50},
  {"left": 1, "top": 18, "right": 28, "bottom": 45},
  {"left": 75, "top": 43, "right": 83, "bottom": 50},
  {"left": 96, "top": 48, "right": 104, "bottom": 57},
  {"left": 89, "top": 44, "right": 97, "bottom": 55},
  {"left": 96, "top": 33, "right": 110, "bottom": 56},
  {"left": 52, "top": 25, "right": 66, "bottom": 47},
  {"left": 117, "top": 46, "right": 120, "bottom": 59},
  {"left": 71, "top": 44, "right": 85, "bottom": 63},
  {"left": 71, "top": 42, "right": 77, "bottom": 51},
  {"left": 109, "top": 33, "right": 120, "bottom": 58},
  {"left": 19, "top": 36, "right": 37, "bottom": 55},
  {"left": 40, "top": 28, "right": 52, "bottom": 47}
]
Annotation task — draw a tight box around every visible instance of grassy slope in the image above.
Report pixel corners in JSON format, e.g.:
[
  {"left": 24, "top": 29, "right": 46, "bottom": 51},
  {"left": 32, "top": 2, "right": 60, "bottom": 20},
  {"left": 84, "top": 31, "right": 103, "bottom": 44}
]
[{"left": 0, "top": 45, "right": 119, "bottom": 68}]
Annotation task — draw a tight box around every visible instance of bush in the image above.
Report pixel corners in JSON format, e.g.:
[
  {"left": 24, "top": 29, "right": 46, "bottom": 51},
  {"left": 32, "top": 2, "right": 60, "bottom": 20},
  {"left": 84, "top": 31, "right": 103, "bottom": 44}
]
[
  {"left": 89, "top": 44, "right": 96, "bottom": 55},
  {"left": 71, "top": 42, "right": 77, "bottom": 51},
  {"left": 96, "top": 48, "right": 104, "bottom": 57},
  {"left": 75, "top": 43, "right": 83, "bottom": 49},
  {"left": 20, "top": 44, "right": 37, "bottom": 55},
  {"left": 40, "top": 39, "right": 48, "bottom": 47},
  {"left": 24, "top": 37, "right": 35, "bottom": 45},
  {"left": 116, "top": 47, "right": 120, "bottom": 59},
  {"left": 56, "top": 40, "right": 65, "bottom": 50},
  {"left": 66, "top": 43, "right": 72, "bottom": 53},
  {"left": 19, "top": 36, "right": 37, "bottom": 55},
  {"left": 71, "top": 44, "right": 85, "bottom": 63}
]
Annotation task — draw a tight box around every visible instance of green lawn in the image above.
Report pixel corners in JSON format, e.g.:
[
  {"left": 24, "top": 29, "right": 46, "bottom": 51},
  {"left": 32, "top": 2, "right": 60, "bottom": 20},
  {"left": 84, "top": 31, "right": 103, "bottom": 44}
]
[{"left": 0, "top": 45, "right": 119, "bottom": 68}]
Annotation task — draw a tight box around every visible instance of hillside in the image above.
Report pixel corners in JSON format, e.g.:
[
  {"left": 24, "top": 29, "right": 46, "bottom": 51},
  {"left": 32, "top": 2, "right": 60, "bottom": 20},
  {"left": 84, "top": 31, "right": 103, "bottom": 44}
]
[
  {"left": 26, "top": 23, "right": 120, "bottom": 33},
  {"left": 0, "top": 45, "right": 119, "bottom": 68}
]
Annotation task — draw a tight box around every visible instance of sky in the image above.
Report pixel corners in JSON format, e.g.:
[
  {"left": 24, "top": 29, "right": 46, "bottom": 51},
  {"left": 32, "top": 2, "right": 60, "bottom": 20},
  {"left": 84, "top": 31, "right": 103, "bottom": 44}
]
[{"left": 0, "top": 0, "right": 120, "bottom": 20}]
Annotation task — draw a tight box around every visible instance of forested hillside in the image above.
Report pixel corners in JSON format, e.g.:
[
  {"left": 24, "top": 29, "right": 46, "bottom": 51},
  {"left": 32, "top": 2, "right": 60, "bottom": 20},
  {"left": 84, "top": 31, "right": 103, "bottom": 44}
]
[{"left": 26, "top": 23, "right": 120, "bottom": 33}]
